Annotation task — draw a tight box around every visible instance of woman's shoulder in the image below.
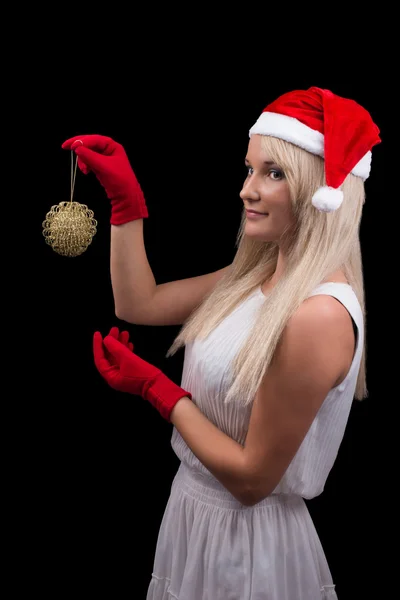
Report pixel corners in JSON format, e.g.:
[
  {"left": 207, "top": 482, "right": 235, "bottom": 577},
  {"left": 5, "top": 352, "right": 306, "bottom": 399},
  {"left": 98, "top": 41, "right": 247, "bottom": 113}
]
[
  {"left": 300, "top": 292, "right": 352, "bottom": 329},
  {"left": 286, "top": 290, "right": 355, "bottom": 386},
  {"left": 289, "top": 269, "right": 354, "bottom": 334},
  {"left": 298, "top": 266, "right": 355, "bottom": 333}
]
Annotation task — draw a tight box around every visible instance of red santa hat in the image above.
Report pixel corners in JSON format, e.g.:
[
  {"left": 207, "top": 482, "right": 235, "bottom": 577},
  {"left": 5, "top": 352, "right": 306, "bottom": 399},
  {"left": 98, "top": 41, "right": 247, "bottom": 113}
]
[{"left": 249, "top": 87, "right": 381, "bottom": 212}]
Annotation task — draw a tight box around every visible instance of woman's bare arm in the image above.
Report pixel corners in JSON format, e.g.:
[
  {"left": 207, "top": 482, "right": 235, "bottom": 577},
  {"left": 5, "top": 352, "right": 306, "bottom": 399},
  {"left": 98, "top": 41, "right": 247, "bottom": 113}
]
[{"left": 111, "top": 219, "right": 230, "bottom": 325}]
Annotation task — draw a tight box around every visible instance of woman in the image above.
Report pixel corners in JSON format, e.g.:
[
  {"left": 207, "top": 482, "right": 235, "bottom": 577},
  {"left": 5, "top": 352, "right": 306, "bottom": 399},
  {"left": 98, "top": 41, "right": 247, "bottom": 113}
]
[{"left": 62, "top": 86, "right": 381, "bottom": 599}]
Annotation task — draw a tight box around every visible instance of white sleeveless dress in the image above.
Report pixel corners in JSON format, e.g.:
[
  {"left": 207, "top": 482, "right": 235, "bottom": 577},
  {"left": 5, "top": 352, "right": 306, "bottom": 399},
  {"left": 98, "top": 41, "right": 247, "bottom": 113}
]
[{"left": 146, "top": 282, "right": 364, "bottom": 600}]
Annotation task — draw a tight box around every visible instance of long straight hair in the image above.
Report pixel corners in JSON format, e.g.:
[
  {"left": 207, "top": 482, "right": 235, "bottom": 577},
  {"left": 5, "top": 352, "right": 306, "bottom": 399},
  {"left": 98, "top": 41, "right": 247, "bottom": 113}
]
[{"left": 166, "top": 136, "right": 368, "bottom": 407}]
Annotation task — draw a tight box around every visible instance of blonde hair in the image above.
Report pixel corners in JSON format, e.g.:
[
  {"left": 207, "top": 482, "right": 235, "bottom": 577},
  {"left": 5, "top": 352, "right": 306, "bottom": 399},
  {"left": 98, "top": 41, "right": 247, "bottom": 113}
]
[{"left": 167, "top": 135, "right": 368, "bottom": 407}]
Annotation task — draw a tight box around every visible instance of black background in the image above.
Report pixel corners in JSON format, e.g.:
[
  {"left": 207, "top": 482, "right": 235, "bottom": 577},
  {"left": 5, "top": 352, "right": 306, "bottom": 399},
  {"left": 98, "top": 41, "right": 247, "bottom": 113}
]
[{"left": 22, "top": 53, "right": 389, "bottom": 599}]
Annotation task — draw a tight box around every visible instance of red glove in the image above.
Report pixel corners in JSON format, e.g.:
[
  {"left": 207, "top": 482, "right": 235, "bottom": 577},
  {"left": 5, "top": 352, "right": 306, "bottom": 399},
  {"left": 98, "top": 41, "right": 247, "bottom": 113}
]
[
  {"left": 93, "top": 327, "right": 192, "bottom": 422},
  {"left": 61, "top": 134, "right": 148, "bottom": 225},
  {"left": 102, "top": 325, "right": 134, "bottom": 350}
]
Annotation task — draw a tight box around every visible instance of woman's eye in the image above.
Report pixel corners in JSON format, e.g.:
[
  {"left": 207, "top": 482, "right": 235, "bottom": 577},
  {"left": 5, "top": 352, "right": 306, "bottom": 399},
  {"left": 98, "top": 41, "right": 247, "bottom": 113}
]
[
  {"left": 247, "top": 167, "right": 254, "bottom": 176},
  {"left": 270, "top": 169, "right": 283, "bottom": 180}
]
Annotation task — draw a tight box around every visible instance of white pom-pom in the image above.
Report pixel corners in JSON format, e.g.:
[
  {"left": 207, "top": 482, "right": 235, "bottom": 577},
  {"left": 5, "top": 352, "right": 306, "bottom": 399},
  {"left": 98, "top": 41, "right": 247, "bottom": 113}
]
[{"left": 312, "top": 186, "right": 344, "bottom": 212}]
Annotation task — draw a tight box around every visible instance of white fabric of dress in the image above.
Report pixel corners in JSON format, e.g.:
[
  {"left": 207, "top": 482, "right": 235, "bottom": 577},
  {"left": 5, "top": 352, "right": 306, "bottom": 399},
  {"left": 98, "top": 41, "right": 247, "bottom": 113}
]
[{"left": 146, "top": 283, "right": 363, "bottom": 599}]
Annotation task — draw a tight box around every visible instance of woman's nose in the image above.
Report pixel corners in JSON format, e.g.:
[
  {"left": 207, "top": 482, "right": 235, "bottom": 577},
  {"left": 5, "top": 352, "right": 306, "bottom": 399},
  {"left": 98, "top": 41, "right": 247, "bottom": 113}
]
[{"left": 240, "top": 177, "right": 260, "bottom": 201}]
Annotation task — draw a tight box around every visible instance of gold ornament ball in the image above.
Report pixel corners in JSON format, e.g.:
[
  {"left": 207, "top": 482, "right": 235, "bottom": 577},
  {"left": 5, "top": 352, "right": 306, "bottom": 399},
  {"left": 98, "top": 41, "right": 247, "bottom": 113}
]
[{"left": 42, "top": 201, "right": 97, "bottom": 257}]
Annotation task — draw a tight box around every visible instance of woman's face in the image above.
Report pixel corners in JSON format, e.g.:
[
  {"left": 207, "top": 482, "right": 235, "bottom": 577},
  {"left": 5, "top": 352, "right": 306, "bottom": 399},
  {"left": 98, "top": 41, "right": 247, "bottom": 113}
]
[{"left": 240, "top": 135, "right": 295, "bottom": 243}]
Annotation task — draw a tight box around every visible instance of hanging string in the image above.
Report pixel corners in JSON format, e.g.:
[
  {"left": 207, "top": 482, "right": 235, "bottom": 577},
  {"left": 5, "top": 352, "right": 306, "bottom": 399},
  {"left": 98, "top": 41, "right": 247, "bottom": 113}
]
[
  {"left": 70, "top": 140, "right": 83, "bottom": 202},
  {"left": 70, "top": 150, "right": 78, "bottom": 202}
]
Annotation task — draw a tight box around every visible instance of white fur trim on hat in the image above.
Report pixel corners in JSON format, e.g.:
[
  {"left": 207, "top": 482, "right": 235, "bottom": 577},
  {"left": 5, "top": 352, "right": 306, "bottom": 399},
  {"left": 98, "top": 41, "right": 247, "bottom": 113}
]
[
  {"left": 249, "top": 112, "right": 371, "bottom": 180},
  {"left": 350, "top": 151, "right": 371, "bottom": 180},
  {"left": 250, "top": 112, "right": 324, "bottom": 155}
]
